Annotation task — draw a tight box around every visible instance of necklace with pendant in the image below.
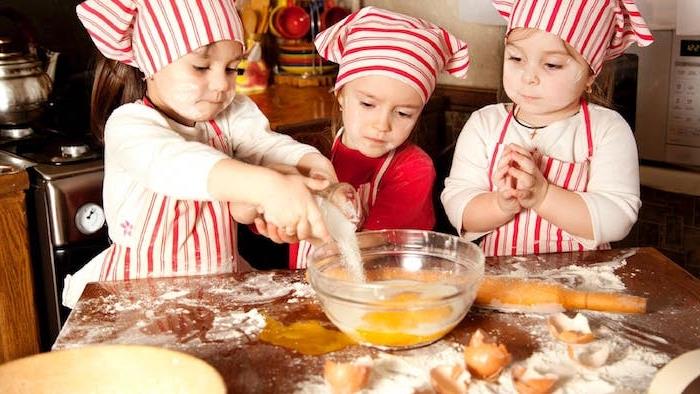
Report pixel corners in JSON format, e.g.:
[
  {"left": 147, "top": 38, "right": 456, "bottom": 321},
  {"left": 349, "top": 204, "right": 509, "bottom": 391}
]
[{"left": 513, "top": 106, "right": 547, "bottom": 139}]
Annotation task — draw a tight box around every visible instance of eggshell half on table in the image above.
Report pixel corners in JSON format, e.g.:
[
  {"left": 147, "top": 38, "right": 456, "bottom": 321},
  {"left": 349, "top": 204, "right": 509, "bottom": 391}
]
[
  {"left": 511, "top": 365, "right": 558, "bottom": 394},
  {"left": 0, "top": 345, "right": 226, "bottom": 394},
  {"left": 547, "top": 312, "right": 595, "bottom": 344},
  {"left": 324, "top": 359, "right": 371, "bottom": 394},
  {"left": 463, "top": 329, "right": 512, "bottom": 381}
]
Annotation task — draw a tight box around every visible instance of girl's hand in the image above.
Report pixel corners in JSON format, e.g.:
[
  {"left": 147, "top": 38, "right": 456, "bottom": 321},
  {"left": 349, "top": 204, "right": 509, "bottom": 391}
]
[
  {"left": 258, "top": 173, "right": 330, "bottom": 242},
  {"left": 494, "top": 152, "right": 522, "bottom": 215},
  {"left": 229, "top": 202, "right": 259, "bottom": 224},
  {"left": 267, "top": 162, "right": 331, "bottom": 192},
  {"left": 504, "top": 144, "right": 549, "bottom": 210},
  {"left": 253, "top": 217, "right": 299, "bottom": 244},
  {"left": 297, "top": 153, "right": 338, "bottom": 183}
]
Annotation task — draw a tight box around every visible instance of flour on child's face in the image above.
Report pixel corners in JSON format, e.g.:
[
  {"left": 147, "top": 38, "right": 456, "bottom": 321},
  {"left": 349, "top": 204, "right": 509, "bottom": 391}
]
[
  {"left": 146, "top": 40, "right": 243, "bottom": 125},
  {"left": 502, "top": 29, "right": 594, "bottom": 125},
  {"left": 338, "top": 76, "right": 424, "bottom": 158}
]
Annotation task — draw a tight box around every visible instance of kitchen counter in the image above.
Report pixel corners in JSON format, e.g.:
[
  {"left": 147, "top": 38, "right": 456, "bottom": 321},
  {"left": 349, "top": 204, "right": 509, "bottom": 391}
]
[
  {"left": 54, "top": 248, "right": 700, "bottom": 392},
  {"left": 247, "top": 85, "right": 336, "bottom": 130},
  {"left": 640, "top": 163, "right": 700, "bottom": 197}
]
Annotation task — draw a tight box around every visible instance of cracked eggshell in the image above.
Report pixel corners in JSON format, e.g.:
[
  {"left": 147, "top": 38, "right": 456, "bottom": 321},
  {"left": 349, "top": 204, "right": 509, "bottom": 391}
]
[
  {"left": 463, "top": 329, "right": 512, "bottom": 381},
  {"left": 324, "top": 359, "right": 371, "bottom": 394},
  {"left": 430, "top": 364, "right": 470, "bottom": 394},
  {"left": 567, "top": 342, "right": 610, "bottom": 368},
  {"left": 547, "top": 312, "right": 595, "bottom": 344},
  {"left": 512, "top": 365, "right": 558, "bottom": 394}
]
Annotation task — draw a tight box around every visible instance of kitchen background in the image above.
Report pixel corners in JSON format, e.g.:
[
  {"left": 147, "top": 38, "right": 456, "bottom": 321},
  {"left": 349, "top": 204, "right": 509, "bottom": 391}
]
[{"left": 2, "top": 0, "right": 699, "bottom": 278}]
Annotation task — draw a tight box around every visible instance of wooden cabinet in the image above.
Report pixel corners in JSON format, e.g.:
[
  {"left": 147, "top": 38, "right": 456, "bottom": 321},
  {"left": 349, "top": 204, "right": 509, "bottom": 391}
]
[{"left": 0, "top": 166, "right": 40, "bottom": 362}]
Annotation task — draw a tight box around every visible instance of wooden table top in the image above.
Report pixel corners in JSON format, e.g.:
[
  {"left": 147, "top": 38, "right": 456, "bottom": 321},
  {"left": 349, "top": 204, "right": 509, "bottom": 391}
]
[{"left": 54, "top": 248, "right": 700, "bottom": 393}]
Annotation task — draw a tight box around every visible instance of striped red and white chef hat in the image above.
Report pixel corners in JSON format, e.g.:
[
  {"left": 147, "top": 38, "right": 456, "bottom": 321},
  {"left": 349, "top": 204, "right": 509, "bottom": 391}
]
[
  {"left": 314, "top": 6, "right": 470, "bottom": 104},
  {"left": 76, "top": 0, "right": 245, "bottom": 78},
  {"left": 492, "top": 0, "right": 653, "bottom": 74}
]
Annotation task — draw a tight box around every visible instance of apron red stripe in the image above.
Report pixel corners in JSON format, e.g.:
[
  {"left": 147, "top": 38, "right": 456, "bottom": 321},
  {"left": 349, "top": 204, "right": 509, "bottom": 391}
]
[
  {"left": 147, "top": 197, "right": 169, "bottom": 275},
  {"left": 102, "top": 246, "right": 117, "bottom": 280},
  {"left": 172, "top": 201, "right": 181, "bottom": 273},
  {"left": 193, "top": 201, "right": 202, "bottom": 272},
  {"left": 492, "top": 228, "right": 501, "bottom": 257},
  {"left": 206, "top": 202, "right": 223, "bottom": 268},
  {"left": 511, "top": 212, "right": 521, "bottom": 255},
  {"left": 124, "top": 247, "right": 131, "bottom": 279}
]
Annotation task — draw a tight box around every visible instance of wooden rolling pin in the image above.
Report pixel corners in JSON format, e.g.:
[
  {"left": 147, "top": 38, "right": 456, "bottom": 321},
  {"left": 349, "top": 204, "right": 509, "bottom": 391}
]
[{"left": 475, "top": 276, "right": 647, "bottom": 314}]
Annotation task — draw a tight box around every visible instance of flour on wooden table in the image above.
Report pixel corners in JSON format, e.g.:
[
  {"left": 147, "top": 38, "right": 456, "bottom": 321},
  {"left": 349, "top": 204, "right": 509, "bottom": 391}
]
[
  {"left": 497, "top": 252, "right": 633, "bottom": 292},
  {"left": 54, "top": 272, "right": 317, "bottom": 351},
  {"left": 294, "top": 314, "right": 669, "bottom": 393},
  {"left": 206, "top": 272, "right": 295, "bottom": 303}
]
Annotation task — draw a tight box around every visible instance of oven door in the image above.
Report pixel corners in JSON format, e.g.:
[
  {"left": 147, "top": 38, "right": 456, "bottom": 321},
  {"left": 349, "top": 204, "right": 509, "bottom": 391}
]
[{"left": 27, "top": 162, "right": 109, "bottom": 350}]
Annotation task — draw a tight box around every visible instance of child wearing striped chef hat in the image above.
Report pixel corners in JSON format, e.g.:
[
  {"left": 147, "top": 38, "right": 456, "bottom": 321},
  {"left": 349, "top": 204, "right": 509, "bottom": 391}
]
[
  {"left": 63, "top": 0, "right": 337, "bottom": 308},
  {"left": 289, "top": 6, "right": 470, "bottom": 269},
  {"left": 442, "top": 0, "right": 653, "bottom": 257}
]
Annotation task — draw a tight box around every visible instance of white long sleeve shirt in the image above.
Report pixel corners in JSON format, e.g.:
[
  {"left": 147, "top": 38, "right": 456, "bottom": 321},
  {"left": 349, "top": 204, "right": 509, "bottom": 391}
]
[
  {"left": 62, "top": 95, "right": 318, "bottom": 308},
  {"left": 441, "top": 103, "right": 641, "bottom": 248},
  {"left": 102, "top": 94, "right": 318, "bottom": 246}
]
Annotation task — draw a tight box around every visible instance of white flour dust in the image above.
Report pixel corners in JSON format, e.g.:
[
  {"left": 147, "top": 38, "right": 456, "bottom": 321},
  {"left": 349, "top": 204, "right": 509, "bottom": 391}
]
[
  {"left": 320, "top": 198, "right": 364, "bottom": 282},
  {"left": 203, "top": 309, "right": 266, "bottom": 342},
  {"left": 503, "top": 257, "right": 629, "bottom": 292},
  {"left": 294, "top": 314, "right": 670, "bottom": 394},
  {"left": 54, "top": 272, "right": 318, "bottom": 351}
]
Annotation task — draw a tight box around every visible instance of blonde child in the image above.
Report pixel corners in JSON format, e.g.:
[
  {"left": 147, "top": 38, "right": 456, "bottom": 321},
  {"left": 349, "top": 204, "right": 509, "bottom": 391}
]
[
  {"left": 289, "top": 6, "right": 471, "bottom": 268},
  {"left": 442, "top": 0, "right": 653, "bottom": 257},
  {"left": 63, "top": 0, "right": 335, "bottom": 307}
]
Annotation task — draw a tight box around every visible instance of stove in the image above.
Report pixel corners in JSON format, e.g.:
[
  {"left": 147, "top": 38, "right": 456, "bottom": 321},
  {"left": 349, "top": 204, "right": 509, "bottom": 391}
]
[{"left": 0, "top": 125, "right": 109, "bottom": 350}]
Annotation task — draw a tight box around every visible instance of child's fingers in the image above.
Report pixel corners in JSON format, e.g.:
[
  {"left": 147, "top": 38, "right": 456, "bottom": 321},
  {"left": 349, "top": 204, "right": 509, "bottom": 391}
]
[
  {"left": 508, "top": 151, "right": 538, "bottom": 175},
  {"left": 309, "top": 168, "right": 339, "bottom": 183},
  {"left": 501, "top": 188, "right": 519, "bottom": 199},
  {"left": 268, "top": 223, "right": 287, "bottom": 244},
  {"left": 255, "top": 218, "right": 282, "bottom": 243},
  {"left": 254, "top": 217, "right": 268, "bottom": 236},
  {"left": 494, "top": 164, "right": 510, "bottom": 182},
  {"left": 515, "top": 189, "right": 533, "bottom": 201},
  {"left": 306, "top": 202, "right": 330, "bottom": 242},
  {"left": 507, "top": 143, "right": 532, "bottom": 157},
  {"left": 296, "top": 218, "right": 311, "bottom": 241},
  {"left": 278, "top": 227, "right": 299, "bottom": 244},
  {"left": 507, "top": 166, "right": 535, "bottom": 189},
  {"left": 302, "top": 175, "right": 331, "bottom": 192}
]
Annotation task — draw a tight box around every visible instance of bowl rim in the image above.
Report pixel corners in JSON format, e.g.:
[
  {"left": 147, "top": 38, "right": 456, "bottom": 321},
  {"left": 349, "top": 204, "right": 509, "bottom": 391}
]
[{"left": 308, "top": 229, "right": 485, "bottom": 301}]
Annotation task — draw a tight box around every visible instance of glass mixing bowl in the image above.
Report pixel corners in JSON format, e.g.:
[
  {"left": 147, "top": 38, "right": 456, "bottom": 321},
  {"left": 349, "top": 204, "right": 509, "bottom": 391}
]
[{"left": 308, "top": 229, "right": 485, "bottom": 350}]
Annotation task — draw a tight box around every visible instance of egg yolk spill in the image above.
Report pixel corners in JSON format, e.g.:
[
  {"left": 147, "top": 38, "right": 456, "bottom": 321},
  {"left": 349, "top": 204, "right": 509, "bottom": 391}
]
[
  {"left": 259, "top": 317, "right": 355, "bottom": 355},
  {"left": 356, "top": 291, "right": 455, "bottom": 347}
]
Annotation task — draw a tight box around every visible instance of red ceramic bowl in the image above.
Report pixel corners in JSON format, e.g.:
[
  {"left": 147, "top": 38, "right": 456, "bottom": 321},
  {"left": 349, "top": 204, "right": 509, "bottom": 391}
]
[
  {"left": 277, "top": 5, "right": 310, "bottom": 39},
  {"left": 321, "top": 6, "right": 351, "bottom": 31}
]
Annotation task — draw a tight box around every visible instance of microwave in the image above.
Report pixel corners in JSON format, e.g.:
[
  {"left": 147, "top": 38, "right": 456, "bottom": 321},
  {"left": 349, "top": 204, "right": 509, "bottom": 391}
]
[{"left": 629, "top": 30, "right": 700, "bottom": 168}]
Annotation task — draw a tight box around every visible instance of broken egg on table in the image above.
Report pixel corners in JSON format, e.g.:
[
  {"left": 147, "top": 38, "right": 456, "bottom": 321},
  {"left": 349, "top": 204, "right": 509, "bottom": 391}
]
[
  {"left": 511, "top": 365, "right": 558, "bottom": 394},
  {"left": 430, "top": 364, "right": 470, "bottom": 394},
  {"left": 463, "top": 329, "right": 512, "bottom": 381},
  {"left": 547, "top": 312, "right": 595, "bottom": 344},
  {"left": 323, "top": 359, "right": 371, "bottom": 394}
]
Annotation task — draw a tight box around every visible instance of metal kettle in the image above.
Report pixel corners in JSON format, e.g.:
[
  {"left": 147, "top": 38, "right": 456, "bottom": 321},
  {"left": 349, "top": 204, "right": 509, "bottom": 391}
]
[{"left": 0, "top": 7, "right": 59, "bottom": 126}]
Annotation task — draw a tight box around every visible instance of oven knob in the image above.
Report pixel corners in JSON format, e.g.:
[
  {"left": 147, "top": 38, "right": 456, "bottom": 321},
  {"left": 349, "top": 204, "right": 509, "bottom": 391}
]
[{"left": 75, "top": 203, "right": 106, "bottom": 235}]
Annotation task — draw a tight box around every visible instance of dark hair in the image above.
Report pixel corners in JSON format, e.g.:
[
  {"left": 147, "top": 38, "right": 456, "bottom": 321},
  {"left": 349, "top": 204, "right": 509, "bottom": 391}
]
[{"left": 90, "top": 53, "right": 146, "bottom": 142}]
